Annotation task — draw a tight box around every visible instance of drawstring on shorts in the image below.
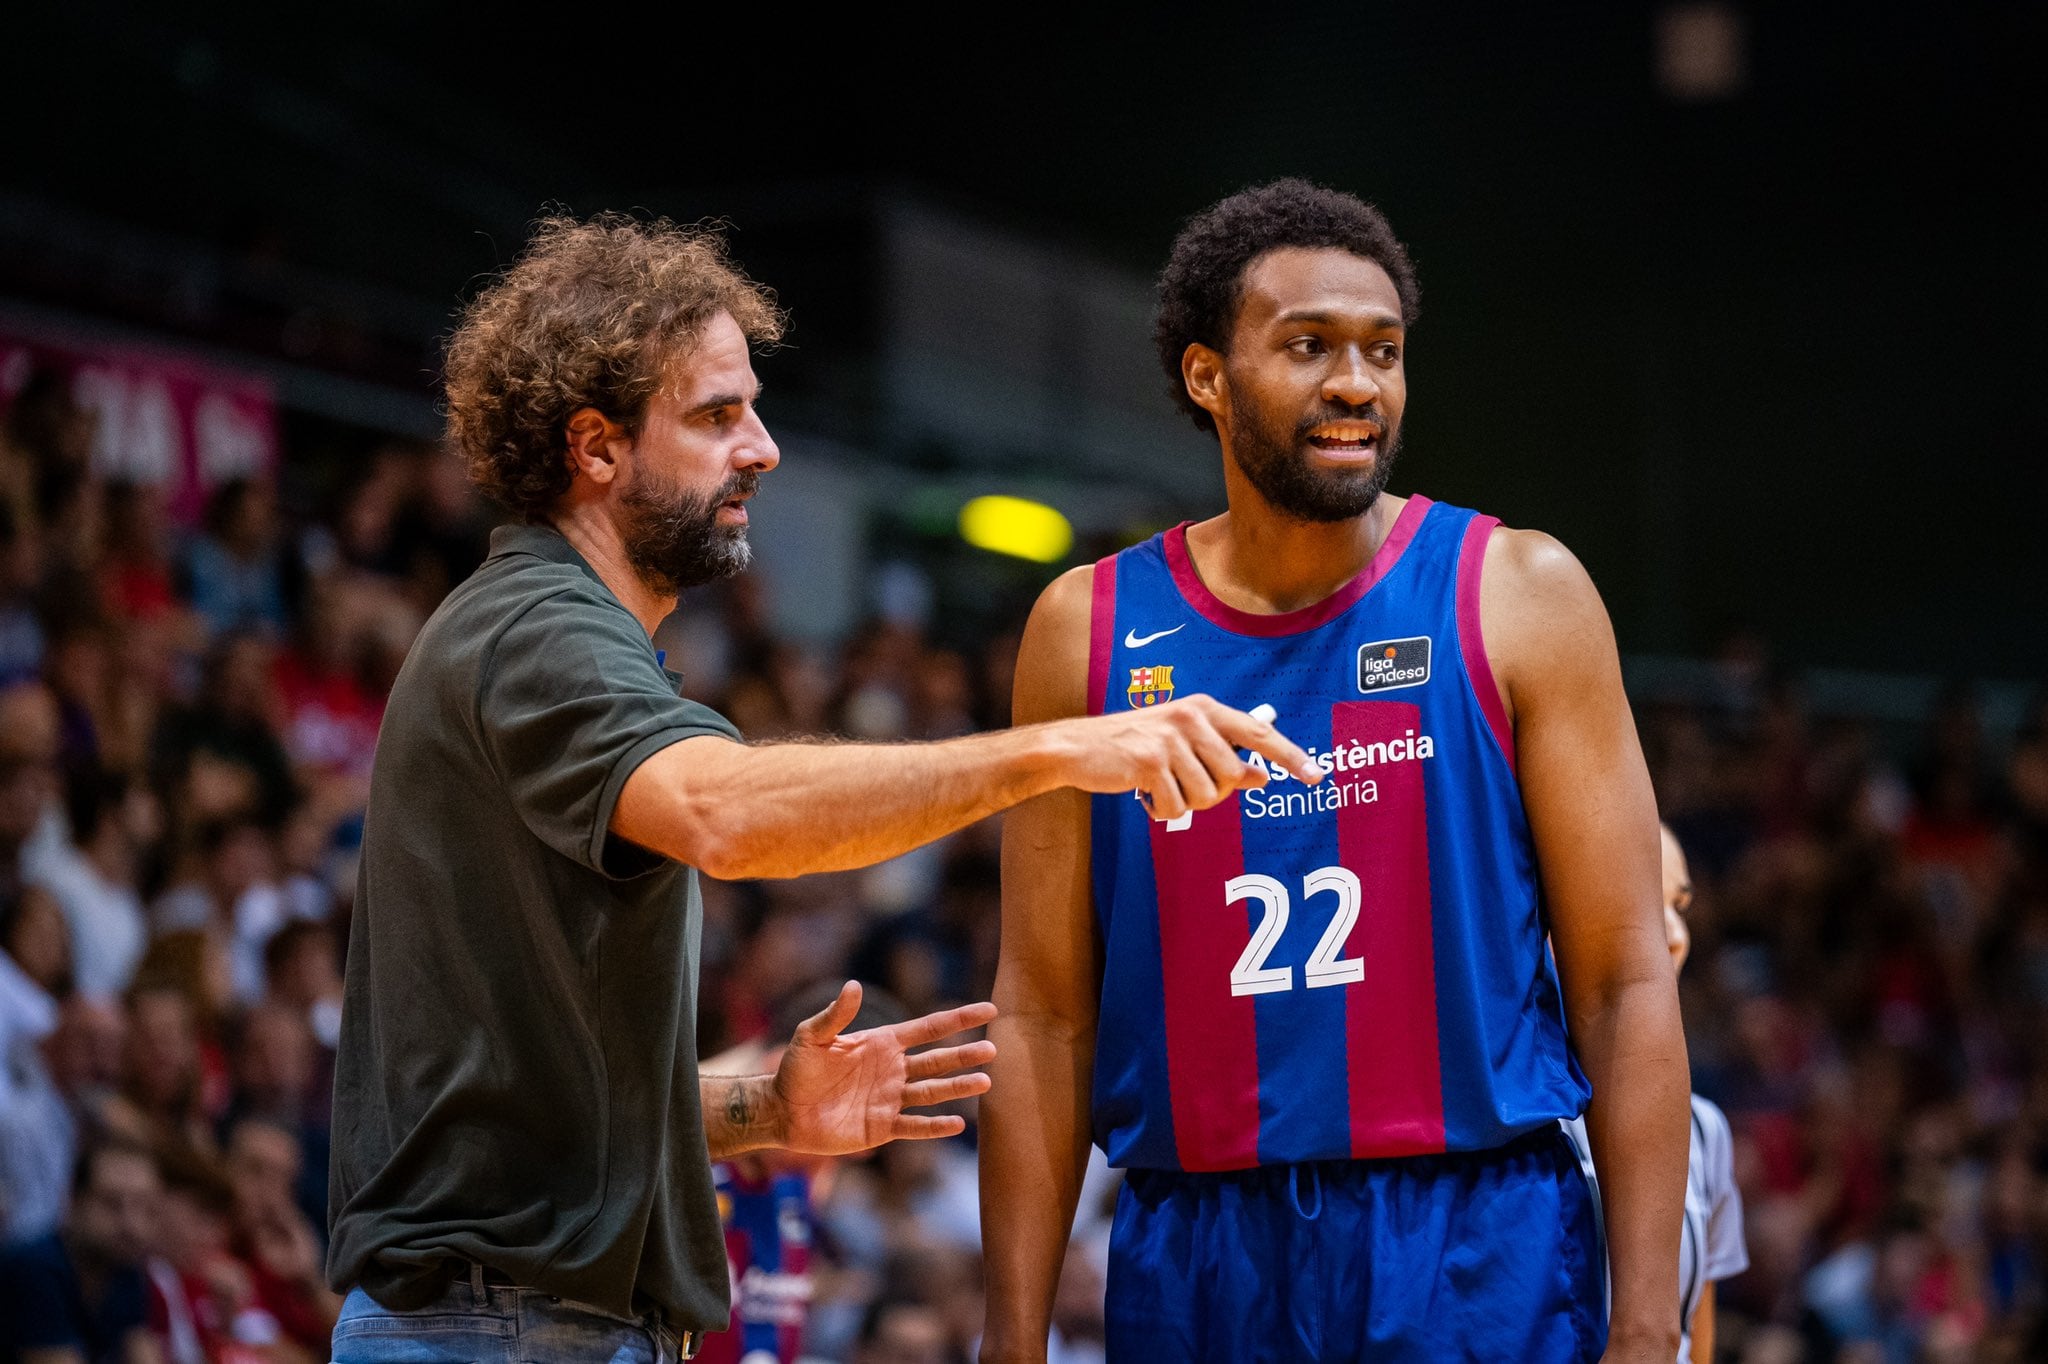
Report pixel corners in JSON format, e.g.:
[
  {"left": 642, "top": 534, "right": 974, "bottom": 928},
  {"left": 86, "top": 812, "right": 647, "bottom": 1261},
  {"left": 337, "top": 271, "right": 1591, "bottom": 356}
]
[{"left": 1289, "top": 1163, "right": 1324, "bottom": 1220}]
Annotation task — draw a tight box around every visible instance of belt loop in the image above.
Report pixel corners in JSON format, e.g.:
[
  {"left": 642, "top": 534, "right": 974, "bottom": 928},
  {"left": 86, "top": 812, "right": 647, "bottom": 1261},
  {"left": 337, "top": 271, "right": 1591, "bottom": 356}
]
[{"left": 468, "top": 1260, "right": 486, "bottom": 1306}]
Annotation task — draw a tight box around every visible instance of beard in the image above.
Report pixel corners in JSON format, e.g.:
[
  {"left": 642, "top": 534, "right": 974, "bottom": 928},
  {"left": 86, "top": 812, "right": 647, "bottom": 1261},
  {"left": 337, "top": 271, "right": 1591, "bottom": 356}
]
[
  {"left": 1227, "top": 381, "right": 1402, "bottom": 524},
  {"left": 617, "top": 463, "right": 756, "bottom": 596}
]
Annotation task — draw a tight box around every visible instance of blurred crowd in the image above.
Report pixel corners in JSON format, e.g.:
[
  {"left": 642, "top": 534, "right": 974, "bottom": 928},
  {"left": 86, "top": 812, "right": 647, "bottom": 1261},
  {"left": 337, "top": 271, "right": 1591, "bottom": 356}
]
[
  {"left": 0, "top": 372, "right": 485, "bottom": 1364},
  {"left": 1641, "top": 659, "right": 2048, "bottom": 1362},
  {"left": 1, "top": 367, "right": 2044, "bottom": 1363}
]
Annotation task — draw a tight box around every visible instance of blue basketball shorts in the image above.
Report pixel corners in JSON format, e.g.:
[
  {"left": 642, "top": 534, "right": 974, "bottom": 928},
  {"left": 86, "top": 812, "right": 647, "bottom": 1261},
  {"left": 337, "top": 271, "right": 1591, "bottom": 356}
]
[{"left": 1105, "top": 1125, "right": 1604, "bottom": 1363}]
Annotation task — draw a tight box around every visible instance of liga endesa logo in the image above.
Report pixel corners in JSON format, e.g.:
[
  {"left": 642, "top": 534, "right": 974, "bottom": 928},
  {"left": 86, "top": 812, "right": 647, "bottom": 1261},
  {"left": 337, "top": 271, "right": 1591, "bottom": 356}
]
[{"left": 1357, "top": 636, "right": 1431, "bottom": 693}]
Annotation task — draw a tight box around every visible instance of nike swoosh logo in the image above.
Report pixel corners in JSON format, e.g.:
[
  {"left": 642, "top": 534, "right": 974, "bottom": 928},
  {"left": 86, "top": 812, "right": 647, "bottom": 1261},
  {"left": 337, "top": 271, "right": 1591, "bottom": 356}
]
[{"left": 1124, "top": 624, "right": 1186, "bottom": 648}]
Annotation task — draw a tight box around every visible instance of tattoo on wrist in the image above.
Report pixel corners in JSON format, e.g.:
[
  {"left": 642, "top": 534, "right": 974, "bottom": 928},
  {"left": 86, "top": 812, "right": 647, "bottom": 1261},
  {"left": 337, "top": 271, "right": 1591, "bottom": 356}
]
[{"left": 726, "top": 1079, "right": 752, "bottom": 1132}]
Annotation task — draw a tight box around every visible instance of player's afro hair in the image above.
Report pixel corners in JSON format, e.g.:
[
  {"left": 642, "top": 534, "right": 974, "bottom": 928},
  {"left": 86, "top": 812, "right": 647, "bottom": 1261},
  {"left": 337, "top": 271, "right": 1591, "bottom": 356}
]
[{"left": 1153, "top": 180, "right": 1420, "bottom": 433}]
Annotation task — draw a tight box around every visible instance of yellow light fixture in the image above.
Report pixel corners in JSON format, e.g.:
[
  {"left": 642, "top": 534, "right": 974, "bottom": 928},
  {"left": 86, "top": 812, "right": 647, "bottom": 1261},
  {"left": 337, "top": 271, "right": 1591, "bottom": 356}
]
[{"left": 958, "top": 495, "right": 1072, "bottom": 564}]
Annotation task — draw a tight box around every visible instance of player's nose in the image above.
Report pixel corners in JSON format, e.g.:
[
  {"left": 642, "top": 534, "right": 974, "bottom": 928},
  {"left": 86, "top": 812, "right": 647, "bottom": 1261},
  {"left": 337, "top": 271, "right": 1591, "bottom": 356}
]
[{"left": 1322, "top": 348, "right": 1382, "bottom": 407}]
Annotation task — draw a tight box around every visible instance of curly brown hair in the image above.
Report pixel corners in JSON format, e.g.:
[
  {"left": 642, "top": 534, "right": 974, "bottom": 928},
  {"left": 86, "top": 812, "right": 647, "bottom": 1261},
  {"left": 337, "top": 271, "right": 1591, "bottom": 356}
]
[{"left": 443, "top": 213, "right": 785, "bottom": 521}]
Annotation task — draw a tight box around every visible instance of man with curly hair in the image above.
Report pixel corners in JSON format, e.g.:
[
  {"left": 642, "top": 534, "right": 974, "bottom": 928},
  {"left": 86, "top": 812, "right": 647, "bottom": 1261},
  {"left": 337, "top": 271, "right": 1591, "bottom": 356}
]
[
  {"left": 325, "top": 214, "right": 1321, "bottom": 1364},
  {"left": 981, "top": 181, "right": 1689, "bottom": 1363}
]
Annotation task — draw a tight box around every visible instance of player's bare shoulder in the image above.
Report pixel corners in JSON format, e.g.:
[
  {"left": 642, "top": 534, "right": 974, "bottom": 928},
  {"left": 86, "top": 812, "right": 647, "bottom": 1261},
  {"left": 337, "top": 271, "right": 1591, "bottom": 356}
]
[
  {"left": 1013, "top": 563, "right": 1097, "bottom": 725},
  {"left": 1477, "top": 523, "right": 1623, "bottom": 726}
]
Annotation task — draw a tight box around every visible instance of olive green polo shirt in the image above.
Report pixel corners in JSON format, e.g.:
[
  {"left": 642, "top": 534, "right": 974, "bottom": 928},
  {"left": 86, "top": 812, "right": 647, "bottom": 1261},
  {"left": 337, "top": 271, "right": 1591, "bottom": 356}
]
[{"left": 327, "top": 523, "right": 741, "bottom": 1332}]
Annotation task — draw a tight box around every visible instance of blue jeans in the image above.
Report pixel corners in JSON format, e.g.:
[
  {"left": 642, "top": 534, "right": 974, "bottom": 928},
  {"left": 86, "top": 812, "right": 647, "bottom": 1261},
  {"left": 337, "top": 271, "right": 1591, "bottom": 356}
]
[{"left": 330, "top": 1268, "right": 698, "bottom": 1364}]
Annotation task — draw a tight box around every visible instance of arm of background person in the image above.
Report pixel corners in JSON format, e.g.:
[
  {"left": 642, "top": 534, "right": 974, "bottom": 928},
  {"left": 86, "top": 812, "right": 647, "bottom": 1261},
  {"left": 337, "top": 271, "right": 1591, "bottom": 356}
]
[
  {"left": 978, "top": 566, "right": 1104, "bottom": 1364},
  {"left": 610, "top": 635, "right": 1315, "bottom": 882},
  {"left": 1484, "top": 527, "right": 1688, "bottom": 1364},
  {"left": 1689, "top": 1281, "right": 1716, "bottom": 1364}
]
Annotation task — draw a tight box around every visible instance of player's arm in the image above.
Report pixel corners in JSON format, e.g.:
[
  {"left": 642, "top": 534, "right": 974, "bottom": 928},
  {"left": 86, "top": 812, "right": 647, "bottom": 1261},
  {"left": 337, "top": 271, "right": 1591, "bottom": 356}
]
[
  {"left": 611, "top": 638, "right": 1315, "bottom": 883},
  {"left": 978, "top": 566, "right": 1102, "bottom": 1364},
  {"left": 1484, "top": 527, "right": 1688, "bottom": 1363}
]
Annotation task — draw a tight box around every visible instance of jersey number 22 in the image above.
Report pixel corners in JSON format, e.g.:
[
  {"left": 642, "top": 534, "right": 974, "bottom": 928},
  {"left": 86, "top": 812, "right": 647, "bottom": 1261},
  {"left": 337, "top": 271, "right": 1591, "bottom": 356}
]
[{"left": 1225, "top": 866, "right": 1365, "bottom": 996}]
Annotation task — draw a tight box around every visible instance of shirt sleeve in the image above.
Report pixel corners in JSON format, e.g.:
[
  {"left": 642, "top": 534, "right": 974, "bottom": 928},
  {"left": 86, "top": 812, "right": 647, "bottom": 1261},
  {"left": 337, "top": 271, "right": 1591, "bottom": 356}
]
[
  {"left": 478, "top": 584, "right": 740, "bottom": 878},
  {"left": 1695, "top": 1098, "right": 1750, "bottom": 1281}
]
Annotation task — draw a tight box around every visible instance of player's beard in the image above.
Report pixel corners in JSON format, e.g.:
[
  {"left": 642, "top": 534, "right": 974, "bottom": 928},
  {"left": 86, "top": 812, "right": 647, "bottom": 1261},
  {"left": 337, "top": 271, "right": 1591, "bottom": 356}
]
[
  {"left": 617, "top": 462, "right": 756, "bottom": 597},
  {"left": 1226, "top": 382, "right": 1402, "bottom": 524}
]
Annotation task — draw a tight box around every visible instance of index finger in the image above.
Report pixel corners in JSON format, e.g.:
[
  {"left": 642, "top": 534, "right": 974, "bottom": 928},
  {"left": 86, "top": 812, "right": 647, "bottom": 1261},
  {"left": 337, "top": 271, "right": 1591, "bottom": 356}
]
[
  {"left": 884, "top": 1000, "right": 999, "bottom": 1049},
  {"left": 1210, "top": 705, "right": 1322, "bottom": 784}
]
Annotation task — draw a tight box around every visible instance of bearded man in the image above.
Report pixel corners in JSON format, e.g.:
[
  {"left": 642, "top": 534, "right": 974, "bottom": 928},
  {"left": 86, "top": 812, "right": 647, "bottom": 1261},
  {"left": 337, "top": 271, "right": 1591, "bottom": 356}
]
[{"left": 326, "top": 215, "right": 1318, "bottom": 1364}]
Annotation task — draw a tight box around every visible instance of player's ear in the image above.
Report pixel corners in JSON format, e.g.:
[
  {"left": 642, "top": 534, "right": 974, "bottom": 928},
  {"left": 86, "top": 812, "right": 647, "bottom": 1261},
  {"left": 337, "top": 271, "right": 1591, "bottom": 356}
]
[
  {"left": 1182, "top": 343, "right": 1228, "bottom": 427},
  {"left": 564, "top": 407, "right": 628, "bottom": 487}
]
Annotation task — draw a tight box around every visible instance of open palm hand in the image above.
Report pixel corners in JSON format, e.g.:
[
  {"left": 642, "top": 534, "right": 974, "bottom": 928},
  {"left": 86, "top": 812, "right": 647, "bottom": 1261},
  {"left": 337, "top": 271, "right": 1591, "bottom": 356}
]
[{"left": 772, "top": 982, "right": 997, "bottom": 1156}]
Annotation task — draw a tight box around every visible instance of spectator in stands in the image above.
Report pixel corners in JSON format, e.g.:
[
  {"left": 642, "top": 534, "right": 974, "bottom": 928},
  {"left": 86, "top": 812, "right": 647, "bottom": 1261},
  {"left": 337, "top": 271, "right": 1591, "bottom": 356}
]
[
  {"left": 387, "top": 443, "right": 490, "bottom": 610},
  {"left": 2, "top": 882, "right": 71, "bottom": 998},
  {"left": 45, "top": 992, "right": 128, "bottom": 1130},
  {"left": 97, "top": 481, "right": 182, "bottom": 627},
  {"left": 268, "top": 578, "right": 386, "bottom": 799},
  {"left": 1, "top": 680, "right": 62, "bottom": 891},
  {"left": 148, "top": 634, "right": 296, "bottom": 832},
  {"left": 0, "top": 891, "right": 75, "bottom": 1242},
  {"left": 41, "top": 612, "right": 113, "bottom": 782},
  {"left": 0, "top": 1139, "right": 161, "bottom": 1364},
  {"left": 258, "top": 921, "right": 340, "bottom": 1059},
  {"left": 254, "top": 923, "right": 339, "bottom": 1226},
  {"left": 819, "top": 1120, "right": 982, "bottom": 1276},
  {"left": 1047, "top": 1244, "right": 1107, "bottom": 1364},
  {"left": 179, "top": 478, "right": 288, "bottom": 640},
  {"left": 116, "top": 971, "right": 223, "bottom": 1160},
  {"left": 0, "top": 504, "right": 46, "bottom": 685},
  {"left": 27, "top": 772, "right": 151, "bottom": 1003},
  {"left": 149, "top": 1146, "right": 289, "bottom": 1363},
  {"left": 223, "top": 1116, "right": 339, "bottom": 1357},
  {"left": 151, "top": 818, "right": 303, "bottom": 1005},
  {"left": 850, "top": 1296, "right": 953, "bottom": 1364},
  {"left": 225, "top": 999, "right": 310, "bottom": 1108}
]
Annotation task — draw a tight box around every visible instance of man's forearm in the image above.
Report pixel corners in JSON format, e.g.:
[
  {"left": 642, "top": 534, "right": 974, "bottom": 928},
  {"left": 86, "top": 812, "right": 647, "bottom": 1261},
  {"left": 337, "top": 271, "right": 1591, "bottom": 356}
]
[
  {"left": 700, "top": 1073, "right": 784, "bottom": 1159},
  {"left": 623, "top": 724, "right": 1074, "bottom": 881},
  {"left": 1576, "top": 971, "right": 1690, "bottom": 1351}
]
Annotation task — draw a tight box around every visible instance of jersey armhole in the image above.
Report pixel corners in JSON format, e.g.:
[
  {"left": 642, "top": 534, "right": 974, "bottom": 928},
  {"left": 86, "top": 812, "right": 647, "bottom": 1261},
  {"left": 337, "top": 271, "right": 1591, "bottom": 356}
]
[
  {"left": 1086, "top": 554, "right": 1118, "bottom": 716},
  {"left": 1455, "top": 515, "right": 1516, "bottom": 774}
]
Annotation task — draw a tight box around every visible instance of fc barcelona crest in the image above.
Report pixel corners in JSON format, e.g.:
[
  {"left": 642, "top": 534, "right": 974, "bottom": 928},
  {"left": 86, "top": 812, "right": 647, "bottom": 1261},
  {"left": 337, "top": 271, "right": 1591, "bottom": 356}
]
[{"left": 1128, "top": 664, "right": 1176, "bottom": 707}]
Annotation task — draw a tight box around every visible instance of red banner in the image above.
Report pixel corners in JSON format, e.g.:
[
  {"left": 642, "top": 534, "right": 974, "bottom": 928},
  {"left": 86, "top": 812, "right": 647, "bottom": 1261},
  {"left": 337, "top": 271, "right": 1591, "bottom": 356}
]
[{"left": 0, "top": 323, "right": 278, "bottom": 523}]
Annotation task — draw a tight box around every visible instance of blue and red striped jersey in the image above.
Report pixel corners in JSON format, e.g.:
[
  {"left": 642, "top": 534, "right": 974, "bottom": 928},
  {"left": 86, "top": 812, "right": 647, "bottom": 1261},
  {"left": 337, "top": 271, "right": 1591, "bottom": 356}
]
[
  {"left": 1085, "top": 495, "right": 1590, "bottom": 1171},
  {"left": 699, "top": 1163, "right": 812, "bottom": 1364}
]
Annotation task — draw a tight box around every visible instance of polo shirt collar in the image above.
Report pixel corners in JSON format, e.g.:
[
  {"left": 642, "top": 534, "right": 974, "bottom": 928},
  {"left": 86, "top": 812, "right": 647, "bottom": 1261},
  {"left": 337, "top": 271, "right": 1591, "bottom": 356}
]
[
  {"left": 485, "top": 523, "right": 687, "bottom": 691},
  {"left": 488, "top": 522, "right": 609, "bottom": 591}
]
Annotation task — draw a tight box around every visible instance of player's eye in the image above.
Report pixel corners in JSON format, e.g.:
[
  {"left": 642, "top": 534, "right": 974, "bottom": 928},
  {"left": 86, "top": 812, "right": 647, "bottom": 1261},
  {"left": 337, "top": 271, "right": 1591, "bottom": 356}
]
[
  {"left": 1285, "top": 336, "right": 1325, "bottom": 356},
  {"left": 1372, "top": 342, "right": 1401, "bottom": 363}
]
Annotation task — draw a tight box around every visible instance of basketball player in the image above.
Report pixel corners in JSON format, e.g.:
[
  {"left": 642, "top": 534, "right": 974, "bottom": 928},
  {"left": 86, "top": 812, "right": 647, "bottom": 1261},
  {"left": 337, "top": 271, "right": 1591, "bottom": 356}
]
[
  {"left": 1564, "top": 824, "right": 1748, "bottom": 1364},
  {"left": 326, "top": 215, "right": 1321, "bottom": 1364},
  {"left": 980, "top": 181, "right": 1691, "bottom": 1363}
]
